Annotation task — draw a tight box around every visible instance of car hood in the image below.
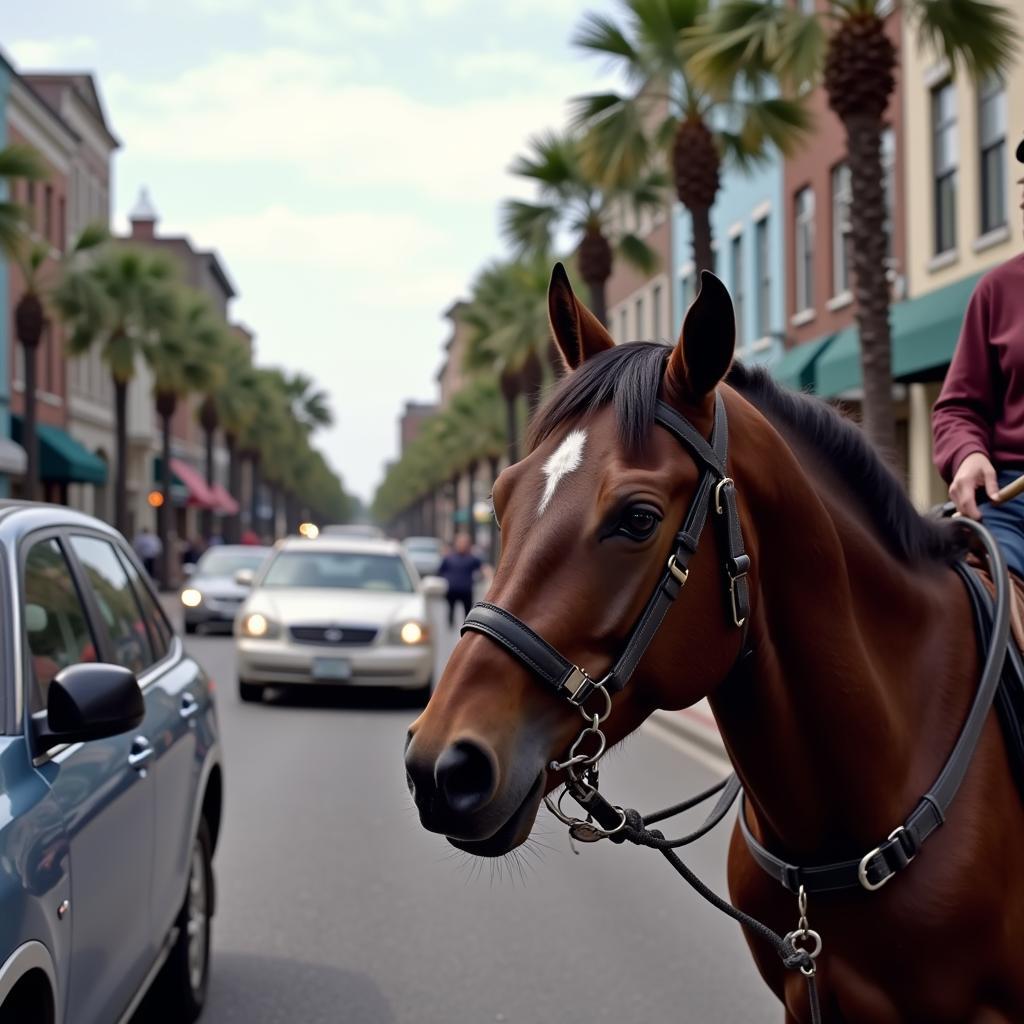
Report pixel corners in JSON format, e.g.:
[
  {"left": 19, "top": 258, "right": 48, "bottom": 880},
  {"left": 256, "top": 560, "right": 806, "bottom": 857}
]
[{"left": 243, "top": 587, "right": 426, "bottom": 627}]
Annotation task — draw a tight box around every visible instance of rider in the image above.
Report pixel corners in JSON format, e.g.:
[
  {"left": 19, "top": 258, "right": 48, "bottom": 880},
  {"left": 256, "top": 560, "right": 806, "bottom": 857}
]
[{"left": 932, "top": 133, "right": 1024, "bottom": 578}]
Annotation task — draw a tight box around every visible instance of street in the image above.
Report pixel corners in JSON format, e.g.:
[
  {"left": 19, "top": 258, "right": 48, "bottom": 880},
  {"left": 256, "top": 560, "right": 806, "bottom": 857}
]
[{"left": 139, "top": 609, "right": 778, "bottom": 1024}]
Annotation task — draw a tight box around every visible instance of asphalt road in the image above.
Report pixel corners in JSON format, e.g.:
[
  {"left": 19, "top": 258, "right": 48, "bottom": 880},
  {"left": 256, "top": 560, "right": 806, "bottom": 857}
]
[{"left": 146, "top": 609, "right": 779, "bottom": 1024}]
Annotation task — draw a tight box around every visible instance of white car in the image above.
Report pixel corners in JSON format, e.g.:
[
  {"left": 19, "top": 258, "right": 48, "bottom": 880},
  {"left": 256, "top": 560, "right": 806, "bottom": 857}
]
[{"left": 234, "top": 536, "right": 433, "bottom": 702}]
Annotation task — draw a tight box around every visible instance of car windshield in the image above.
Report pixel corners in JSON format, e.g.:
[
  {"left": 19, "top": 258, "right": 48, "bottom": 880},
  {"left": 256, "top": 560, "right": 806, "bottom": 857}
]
[
  {"left": 405, "top": 539, "right": 441, "bottom": 553},
  {"left": 261, "top": 551, "right": 414, "bottom": 593},
  {"left": 196, "top": 550, "right": 267, "bottom": 578}
]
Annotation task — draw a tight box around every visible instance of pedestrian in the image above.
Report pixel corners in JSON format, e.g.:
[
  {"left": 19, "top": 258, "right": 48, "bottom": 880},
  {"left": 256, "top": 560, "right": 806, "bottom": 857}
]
[
  {"left": 933, "top": 131, "right": 1024, "bottom": 576},
  {"left": 132, "top": 525, "right": 162, "bottom": 580},
  {"left": 437, "top": 533, "right": 484, "bottom": 626}
]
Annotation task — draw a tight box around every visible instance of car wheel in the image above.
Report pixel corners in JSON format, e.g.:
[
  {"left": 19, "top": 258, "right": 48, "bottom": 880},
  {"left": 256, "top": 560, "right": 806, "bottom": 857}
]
[
  {"left": 184, "top": 620, "right": 198, "bottom": 635},
  {"left": 238, "top": 680, "right": 264, "bottom": 703},
  {"left": 153, "top": 818, "right": 213, "bottom": 1023}
]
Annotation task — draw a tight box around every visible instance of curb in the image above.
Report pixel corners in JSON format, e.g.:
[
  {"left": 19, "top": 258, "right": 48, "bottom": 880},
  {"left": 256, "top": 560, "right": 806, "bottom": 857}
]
[{"left": 650, "top": 702, "right": 728, "bottom": 763}]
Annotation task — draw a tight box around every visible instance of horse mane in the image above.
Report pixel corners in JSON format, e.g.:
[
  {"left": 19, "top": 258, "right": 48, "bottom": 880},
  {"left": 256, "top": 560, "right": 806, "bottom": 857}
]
[{"left": 529, "top": 341, "right": 965, "bottom": 566}]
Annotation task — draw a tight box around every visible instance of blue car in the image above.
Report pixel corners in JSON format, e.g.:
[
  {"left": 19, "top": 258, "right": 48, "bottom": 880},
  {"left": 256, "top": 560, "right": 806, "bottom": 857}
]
[{"left": 0, "top": 502, "right": 222, "bottom": 1023}]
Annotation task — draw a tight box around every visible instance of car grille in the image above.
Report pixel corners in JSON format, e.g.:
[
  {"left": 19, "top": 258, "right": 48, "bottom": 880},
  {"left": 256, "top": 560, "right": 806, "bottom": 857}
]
[{"left": 289, "top": 625, "right": 378, "bottom": 646}]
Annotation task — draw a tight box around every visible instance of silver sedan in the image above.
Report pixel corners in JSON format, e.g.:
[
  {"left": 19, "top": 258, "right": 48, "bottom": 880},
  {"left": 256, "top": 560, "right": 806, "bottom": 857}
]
[{"left": 234, "top": 536, "right": 434, "bottom": 702}]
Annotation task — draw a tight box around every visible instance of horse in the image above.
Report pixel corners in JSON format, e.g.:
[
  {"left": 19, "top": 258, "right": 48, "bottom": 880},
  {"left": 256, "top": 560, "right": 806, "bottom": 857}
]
[{"left": 404, "top": 264, "right": 1024, "bottom": 1022}]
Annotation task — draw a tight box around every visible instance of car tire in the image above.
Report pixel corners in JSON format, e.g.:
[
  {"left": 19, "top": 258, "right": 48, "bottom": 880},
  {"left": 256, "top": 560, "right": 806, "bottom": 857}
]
[
  {"left": 152, "top": 818, "right": 213, "bottom": 1023},
  {"left": 184, "top": 620, "right": 198, "bottom": 635},
  {"left": 238, "top": 680, "right": 264, "bottom": 703}
]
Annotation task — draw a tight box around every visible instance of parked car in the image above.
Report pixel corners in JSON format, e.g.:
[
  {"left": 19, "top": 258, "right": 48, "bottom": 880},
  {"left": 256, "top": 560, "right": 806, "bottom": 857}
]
[
  {"left": 401, "top": 536, "right": 444, "bottom": 577},
  {"left": 180, "top": 544, "right": 271, "bottom": 634},
  {"left": 235, "top": 536, "right": 433, "bottom": 702},
  {"left": 0, "top": 501, "right": 222, "bottom": 1024}
]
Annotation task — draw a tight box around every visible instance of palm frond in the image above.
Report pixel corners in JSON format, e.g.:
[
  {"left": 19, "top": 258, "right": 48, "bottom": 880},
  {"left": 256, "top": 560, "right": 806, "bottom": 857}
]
[
  {"left": 577, "top": 94, "right": 654, "bottom": 190},
  {"left": 909, "top": 0, "right": 1019, "bottom": 80},
  {"left": 617, "top": 231, "right": 659, "bottom": 276},
  {"left": 0, "top": 144, "right": 47, "bottom": 183},
  {"left": 508, "top": 130, "right": 580, "bottom": 188},
  {"left": 573, "top": 11, "right": 642, "bottom": 67},
  {"left": 501, "top": 199, "right": 559, "bottom": 255}
]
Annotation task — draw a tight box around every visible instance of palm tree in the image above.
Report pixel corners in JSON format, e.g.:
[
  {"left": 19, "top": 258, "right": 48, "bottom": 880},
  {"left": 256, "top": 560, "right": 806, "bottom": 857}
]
[
  {"left": 502, "top": 129, "right": 665, "bottom": 325},
  {"left": 572, "top": 0, "right": 810, "bottom": 278},
  {"left": 148, "top": 291, "right": 217, "bottom": 587},
  {"left": 54, "top": 247, "right": 179, "bottom": 533},
  {"left": 11, "top": 224, "right": 107, "bottom": 500},
  {"left": 461, "top": 256, "right": 556, "bottom": 462},
  {"left": 689, "top": 0, "right": 1018, "bottom": 454},
  {"left": 204, "top": 334, "right": 259, "bottom": 543},
  {"left": 0, "top": 144, "right": 46, "bottom": 254}
]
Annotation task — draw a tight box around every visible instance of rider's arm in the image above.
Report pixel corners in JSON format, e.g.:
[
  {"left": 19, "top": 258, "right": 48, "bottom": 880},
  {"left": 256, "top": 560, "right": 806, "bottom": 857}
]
[{"left": 932, "top": 279, "right": 998, "bottom": 483}]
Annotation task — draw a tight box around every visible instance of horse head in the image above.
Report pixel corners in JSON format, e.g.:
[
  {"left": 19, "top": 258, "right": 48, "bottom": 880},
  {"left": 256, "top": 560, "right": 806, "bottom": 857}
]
[{"left": 405, "top": 263, "right": 750, "bottom": 857}]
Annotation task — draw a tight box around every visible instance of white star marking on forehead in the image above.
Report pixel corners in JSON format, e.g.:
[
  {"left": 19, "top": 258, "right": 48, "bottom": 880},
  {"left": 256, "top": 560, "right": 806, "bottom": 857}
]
[{"left": 538, "top": 428, "right": 587, "bottom": 516}]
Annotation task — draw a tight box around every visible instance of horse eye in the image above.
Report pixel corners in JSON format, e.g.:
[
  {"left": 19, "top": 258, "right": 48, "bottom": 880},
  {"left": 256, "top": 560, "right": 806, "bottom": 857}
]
[{"left": 617, "top": 506, "right": 660, "bottom": 541}]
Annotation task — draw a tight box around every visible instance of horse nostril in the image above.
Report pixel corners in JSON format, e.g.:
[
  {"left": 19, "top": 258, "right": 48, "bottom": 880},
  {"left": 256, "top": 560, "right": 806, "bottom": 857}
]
[{"left": 435, "top": 740, "right": 497, "bottom": 815}]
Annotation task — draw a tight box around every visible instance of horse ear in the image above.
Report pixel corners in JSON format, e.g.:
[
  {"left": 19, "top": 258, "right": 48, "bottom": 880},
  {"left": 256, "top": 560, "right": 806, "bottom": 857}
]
[
  {"left": 548, "top": 262, "right": 614, "bottom": 370},
  {"left": 666, "top": 271, "right": 735, "bottom": 403}
]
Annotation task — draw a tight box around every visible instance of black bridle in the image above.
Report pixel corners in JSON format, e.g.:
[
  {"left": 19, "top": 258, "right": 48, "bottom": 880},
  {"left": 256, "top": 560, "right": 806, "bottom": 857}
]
[{"left": 457, "top": 392, "right": 1016, "bottom": 1023}]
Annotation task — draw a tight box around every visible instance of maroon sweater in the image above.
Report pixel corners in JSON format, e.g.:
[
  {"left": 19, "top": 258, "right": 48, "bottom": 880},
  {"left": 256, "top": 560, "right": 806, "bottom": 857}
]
[{"left": 932, "top": 254, "right": 1024, "bottom": 482}]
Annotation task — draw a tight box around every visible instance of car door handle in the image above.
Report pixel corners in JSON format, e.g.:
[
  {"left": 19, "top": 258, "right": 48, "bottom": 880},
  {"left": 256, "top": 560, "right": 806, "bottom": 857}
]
[
  {"left": 179, "top": 693, "right": 200, "bottom": 720},
  {"left": 128, "top": 736, "right": 154, "bottom": 771}
]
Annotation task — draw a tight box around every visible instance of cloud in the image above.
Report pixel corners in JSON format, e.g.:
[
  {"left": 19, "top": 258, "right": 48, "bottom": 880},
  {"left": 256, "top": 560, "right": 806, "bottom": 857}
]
[
  {"left": 105, "top": 48, "right": 585, "bottom": 203},
  {"left": 6, "top": 35, "right": 97, "bottom": 68}
]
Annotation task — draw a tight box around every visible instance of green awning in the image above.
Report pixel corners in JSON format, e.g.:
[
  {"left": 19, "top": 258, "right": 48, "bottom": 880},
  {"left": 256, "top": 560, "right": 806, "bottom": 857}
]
[
  {"left": 771, "top": 334, "right": 836, "bottom": 392},
  {"left": 814, "top": 271, "right": 986, "bottom": 398},
  {"left": 11, "top": 417, "right": 107, "bottom": 484}
]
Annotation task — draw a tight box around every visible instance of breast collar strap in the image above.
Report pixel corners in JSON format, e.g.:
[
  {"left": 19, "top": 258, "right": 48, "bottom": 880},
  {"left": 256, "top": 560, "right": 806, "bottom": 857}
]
[{"left": 461, "top": 393, "right": 751, "bottom": 711}]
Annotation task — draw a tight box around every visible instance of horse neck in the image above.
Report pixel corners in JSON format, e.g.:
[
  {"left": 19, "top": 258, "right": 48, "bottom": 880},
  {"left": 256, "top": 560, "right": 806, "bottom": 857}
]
[{"left": 708, "top": 421, "right": 976, "bottom": 859}]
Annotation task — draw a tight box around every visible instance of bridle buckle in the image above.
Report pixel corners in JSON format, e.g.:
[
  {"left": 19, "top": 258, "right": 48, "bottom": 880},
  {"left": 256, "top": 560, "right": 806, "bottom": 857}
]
[
  {"left": 667, "top": 554, "right": 689, "bottom": 586},
  {"left": 727, "top": 554, "right": 750, "bottom": 629}
]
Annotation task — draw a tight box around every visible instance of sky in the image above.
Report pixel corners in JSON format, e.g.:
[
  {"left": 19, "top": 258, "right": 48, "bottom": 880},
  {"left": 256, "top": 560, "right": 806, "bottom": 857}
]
[{"left": 3, "top": 0, "right": 619, "bottom": 502}]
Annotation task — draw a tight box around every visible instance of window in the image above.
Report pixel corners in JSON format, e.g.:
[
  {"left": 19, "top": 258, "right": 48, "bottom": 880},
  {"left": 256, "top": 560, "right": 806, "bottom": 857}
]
[
  {"left": 635, "top": 296, "right": 645, "bottom": 339},
  {"left": 978, "top": 76, "right": 1006, "bottom": 235},
  {"left": 932, "top": 81, "right": 958, "bottom": 254},
  {"left": 117, "top": 548, "right": 172, "bottom": 660},
  {"left": 881, "top": 126, "right": 895, "bottom": 259},
  {"left": 23, "top": 539, "right": 98, "bottom": 712},
  {"left": 43, "top": 185, "right": 53, "bottom": 243},
  {"left": 262, "top": 551, "right": 415, "bottom": 593},
  {"left": 831, "top": 163, "right": 852, "bottom": 296},
  {"left": 754, "top": 217, "right": 771, "bottom": 339},
  {"left": 730, "top": 234, "right": 745, "bottom": 346},
  {"left": 680, "top": 271, "right": 695, "bottom": 317},
  {"left": 70, "top": 535, "right": 155, "bottom": 675},
  {"left": 794, "top": 187, "right": 815, "bottom": 312},
  {"left": 58, "top": 196, "right": 66, "bottom": 250},
  {"left": 26, "top": 181, "right": 36, "bottom": 230},
  {"left": 652, "top": 283, "right": 663, "bottom": 340}
]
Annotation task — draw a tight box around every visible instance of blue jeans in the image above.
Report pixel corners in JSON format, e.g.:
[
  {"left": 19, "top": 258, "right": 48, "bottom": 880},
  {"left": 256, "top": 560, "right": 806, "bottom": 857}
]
[{"left": 981, "top": 469, "right": 1024, "bottom": 579}]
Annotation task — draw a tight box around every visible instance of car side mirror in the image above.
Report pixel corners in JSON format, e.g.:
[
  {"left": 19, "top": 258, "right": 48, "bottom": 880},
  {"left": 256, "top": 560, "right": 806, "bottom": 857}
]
[
  {"left": 234, "top": 568, "right": 255, "bottom": 587},
  {"left": 420, "top": 575, "right": 448, "bottom": 598},
  {"left": 33, "top": 663, "right": 145, "bottom": 751}
]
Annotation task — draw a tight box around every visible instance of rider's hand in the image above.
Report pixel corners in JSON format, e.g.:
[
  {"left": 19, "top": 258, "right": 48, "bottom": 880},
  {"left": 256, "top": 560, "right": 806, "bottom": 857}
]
[{"left": 949, "top": 451, "right": 999, "bottom": 520}]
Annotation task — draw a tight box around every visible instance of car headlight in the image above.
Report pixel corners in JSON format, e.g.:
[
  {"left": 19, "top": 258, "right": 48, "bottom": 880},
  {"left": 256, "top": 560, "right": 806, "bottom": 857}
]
[
  {"left": 181, "top": 588, "right": 203, "bottom": 608},
  {"left": 391, "top": 620, "right": 429, "bottom": 645},
  {"left": 241, "top": 612, "right": 280, "bottom": 639}
]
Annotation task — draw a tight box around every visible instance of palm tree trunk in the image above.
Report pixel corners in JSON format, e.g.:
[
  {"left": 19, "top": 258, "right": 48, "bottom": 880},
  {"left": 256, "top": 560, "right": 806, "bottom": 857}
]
[
  {"left": 844, "top": 112, "right": 896, "bottom": 459},
  {"left": 158, "top": 405, "right": 174, "bottom": 590},
  {"left": 201, "top": 424, "right": 215, "bottom": 542},
  {"left": 691, "top": 205, "right": 714, "bottom": 277},
  {"left": 250, "top": 453, "right": 262, "bottom": 538},
  {"left": 21, "top": 339, "right": 39, "bottom": 502},
  {"left": 114, "top": 376, "right": 129, "bottom": 535},
  {"left": 503, "top": 391, "right": 519, "bottom": 465},
  {"left": 225, "top": 432, "right": 241, "bottom": 543},
  {"left": 584, "top": 279, "right": 607, "bottom": 327},
  {"left": 521, "top": 350, "right": 544, "bottom": 419}
]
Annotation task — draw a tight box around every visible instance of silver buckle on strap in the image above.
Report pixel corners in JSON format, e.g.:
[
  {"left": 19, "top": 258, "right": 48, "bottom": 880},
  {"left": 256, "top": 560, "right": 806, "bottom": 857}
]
[
  {"left": 857, "top": 827, "right": 913, "bottom": 891},
  {"left": 563, "top": 666, "right": 593, "bottom": 704},
  {"left": 667, "top": 554, "right": 689, "bottom": 586}
]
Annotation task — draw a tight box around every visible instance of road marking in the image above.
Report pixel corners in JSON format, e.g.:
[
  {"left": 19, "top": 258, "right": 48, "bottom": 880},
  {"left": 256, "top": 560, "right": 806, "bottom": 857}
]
[{"left": 641, "top": 715, "right": 732, "bottom": 775}]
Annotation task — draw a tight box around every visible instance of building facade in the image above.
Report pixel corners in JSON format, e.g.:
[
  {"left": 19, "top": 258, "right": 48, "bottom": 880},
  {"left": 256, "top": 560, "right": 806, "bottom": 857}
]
[
  {"left": 25, "top": 72, "right": 120, "bottom": 521},
  {"left": 608, "top": 202, "right": 672, "bottom": 346},
  {"left": 0, "top": 53, "right": 23, "bottom": 497},
  {"left": 901, "top": 36, "right": 1024, "bottom": 508}
]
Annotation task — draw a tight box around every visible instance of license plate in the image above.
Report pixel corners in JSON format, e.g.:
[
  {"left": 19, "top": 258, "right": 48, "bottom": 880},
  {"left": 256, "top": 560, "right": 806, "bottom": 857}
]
[{"left": 312, "top": 657, "right": 351, "bottom": 680}]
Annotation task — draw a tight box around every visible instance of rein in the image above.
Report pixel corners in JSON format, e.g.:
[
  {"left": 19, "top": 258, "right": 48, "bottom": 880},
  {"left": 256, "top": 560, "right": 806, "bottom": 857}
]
[{"left": 460, "top": 393, "right": 1015, "bottom": 1023}]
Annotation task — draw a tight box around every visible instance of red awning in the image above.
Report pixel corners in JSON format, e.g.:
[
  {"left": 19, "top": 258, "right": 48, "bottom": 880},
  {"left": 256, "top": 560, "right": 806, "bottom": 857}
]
[
  {"left": 169, "top": 458, "right": 217, "bottom": 509},
  {"left": 210, "top": 483, "right": 240, "bottom": 516}
]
